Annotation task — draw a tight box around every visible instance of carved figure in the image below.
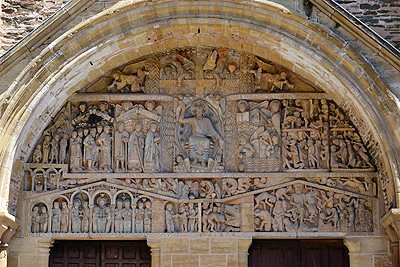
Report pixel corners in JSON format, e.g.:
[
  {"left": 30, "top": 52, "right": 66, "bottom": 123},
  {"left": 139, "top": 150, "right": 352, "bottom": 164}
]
[
  {"left": 173, "top": 155, "right": 190, "bottom": 172},
  {"left": 135, "top": 201, "right": 145, "bottom": 233},
  {"left": 237, "top": 134, "right": 255, "bottom": 172},
  {"left": 128, "top": 123, "right": 144, "bottom": 172},
  {"left": 165, "top": 203, "right": 176, "bottom": 233},
  {"left": 170, "top": 54, "right": 195, "bottom": 87},
  {"left": 236, "top": 100, "right": 250, "bottom": 123},
  {"left": 224, "top": 204, "right": 241, "bottom": 231},
  {"left": 50, "top": 134, "right": 60, "bottom": 163},
  {"left": 42, "top": 135, "right": 51, "bottom": 163},
  {"left": 60, "top": 201, "right": 69, "bottom": 233},
  {"left": 71, "top": 199, "right": 82, "bottom": 233},
  {"left": 178, "top": 100, "right": 224, "bottom": 169},
  {"left": 59, "top": 135, "right": 68, "bottom": 164},
  {"left": 83, "top": 128, "right": 98, "bottom": 170},
  {"left": 144, "top": 122, "right": 161, "bottom": 172},
  {"left": 114, "top": 200, "right": 124, "bottom": 233},
  {"left": 51, "top": 202, "right": 61, "bottom": 233},
  {"left": 31, "top": 206, "right": 40, "bottom": 233},
  {"left": 123, "top": 200, "right": 132, "bottom": 233},
  {"left": 108, "top": 70, "right": 147, "bottom": 93},
  {"left": 93, "top": 196, "right": 112, "bottom": 233},
  {"left": 70, "top": 130, "right": 83, "bottom": 171},
  {"left": 255, "top": 209, "right": 277, "bottom": 231},
  {"left": 144, "top": 201, "right": 152, "bottom": 233},
  {"left": 97, "top": 125, "right": 112, "bottom": 171},
  {"left": 39, "top": 206, "right": 48, "bottom": 233},
  {"left": 187, "top": 202, "right": 198, "bottom": 232},
  {"left": 114, "top": 124, "right": 129, "bottom": 171},
  {"left": 33, "top": 145, "right": 42, "bottom": 163},
  {"left": 81, "top": 201, "right": 90, "bottom": 233}
]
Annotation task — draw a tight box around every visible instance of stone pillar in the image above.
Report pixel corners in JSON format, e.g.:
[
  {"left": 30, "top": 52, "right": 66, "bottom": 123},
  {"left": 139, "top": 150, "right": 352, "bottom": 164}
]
[
  {"left": 238, "top": 238, "right": 252, "bottom": 267},
  {"left": 344, "top": 236, "right": 391, "bottom": 267},
  {"left": 147, "top": 238, "right": 161, "bottom": 267},
  {"left": 381, "top": 208, "right": 400, "bottom": 267},
  {"left": 8, "top": 237, "right": 53, "bottom": 267}
]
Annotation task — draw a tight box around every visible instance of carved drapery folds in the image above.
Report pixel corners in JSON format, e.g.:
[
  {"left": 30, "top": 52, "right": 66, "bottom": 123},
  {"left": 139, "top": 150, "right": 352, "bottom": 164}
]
[
  {"left": 25, "top": 96, "right": 375, "bottom": 177},
  {"left": 24, "top": 46, "right": 377, "bottom": 237}
]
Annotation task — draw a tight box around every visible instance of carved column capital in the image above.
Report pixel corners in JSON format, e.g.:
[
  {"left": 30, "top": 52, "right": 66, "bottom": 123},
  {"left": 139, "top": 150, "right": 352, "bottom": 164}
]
[
  {"left": 381, "top": 208, "right": 400, "bottom": 242},
  {"left": 343, "top": 238, "right": 361, "bottom": 254},
  {"left": 238, "top": 236, "right": 253, "bottom": 267},
  {"left": 146, "top": 238, "right": 161, "bottom": 267}
]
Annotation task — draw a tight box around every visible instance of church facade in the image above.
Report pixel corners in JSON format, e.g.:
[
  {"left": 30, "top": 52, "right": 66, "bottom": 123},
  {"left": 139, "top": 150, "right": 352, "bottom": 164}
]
[{"left": 1, "top": 0, "right": 400, "bottom": 266}]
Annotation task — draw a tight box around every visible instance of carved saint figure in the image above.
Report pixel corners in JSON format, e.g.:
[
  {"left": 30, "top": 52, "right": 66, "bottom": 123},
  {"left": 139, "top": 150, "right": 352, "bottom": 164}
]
[
  {"left": 50, "top": 134, "right": 60, "bottom": 163},
  {"left": 178, "top": 100, "right": 224, "bottom": 168},
  {"left": 31, "top": 206, "right": 40, "bottom": 233},
  {"left": 122, "top": 200, "right": 132, "bottom": 233},
  {"left": 60, "top": 201, "right": 69, "bottom": 233},
  {"left": 81, "top": 201, "right": 90, "bottom": 233},
  {"left": 114, "top": 124, "right": 129, "bottom": 171},
  {"left": 114, "top": 200, "right": 124, "bottom": 233},
  {"left": 42, "top": 135, "right": 51, "bottom": 163},
  {"left": 51, "top": 202, "right": 61, "bottom": 233},
  {"left": 97, "top": 125, "right": 112, "bottom": 171},
  {"left": 144, "top": 122, "right": 161, "bottom": 172},
  {"left": 70, "top": 131, "right": 83, "bottom": 171},
  {"left": 135, "top": 201, "right": 145, "bottom": 233},
  {"left": 144, "top": 201, "right": 152, "bottom": 233},
  {"left": 59, "top": 134, "right": 68, "bottom": 164},
  {"left": 165, "top": 203, "right": 176, "bottom": 233},
  {"left": 93, "top": 196, "right": 112, "bottom": 233},
  {"left": 32, "top": 145, "right": 42, "bottom": 163},
  {"left": 128, "top": 123, "right": 145, "bottom": 171},
  {"left": 71, "top": 199, "right": 82, "bottom": 233},
  {"left": 39, "top": 206, "right": 48, "bottom": 233},
  {"left": 83, "top": 128, "right": 98, "bottom": 170}
]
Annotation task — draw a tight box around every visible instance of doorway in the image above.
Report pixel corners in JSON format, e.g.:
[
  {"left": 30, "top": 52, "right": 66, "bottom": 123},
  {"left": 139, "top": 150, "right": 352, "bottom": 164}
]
[
  {"left": 49, "top": 240, "right": 151, "bottom": 267},
  {"left": 248, "top": 239, "right": 349, "bottom": 267}
]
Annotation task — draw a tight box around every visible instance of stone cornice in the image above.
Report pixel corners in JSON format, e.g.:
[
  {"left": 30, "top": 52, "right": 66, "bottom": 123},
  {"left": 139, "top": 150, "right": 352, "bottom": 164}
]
[
  {"left": 0, "top": 0, "right": 94, "bottom": 76},
  {"left": 310, "top": 0, "right": 400, "bottom": 71}
]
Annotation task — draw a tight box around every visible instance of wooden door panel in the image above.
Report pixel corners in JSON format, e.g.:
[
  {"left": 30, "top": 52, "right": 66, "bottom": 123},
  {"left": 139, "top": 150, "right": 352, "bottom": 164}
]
[
  {"left": 49, "top": 241, "right": 151, "bottom": 267},
  {"left": 249, "top": 240, "right": 349, "bottom": 267}
]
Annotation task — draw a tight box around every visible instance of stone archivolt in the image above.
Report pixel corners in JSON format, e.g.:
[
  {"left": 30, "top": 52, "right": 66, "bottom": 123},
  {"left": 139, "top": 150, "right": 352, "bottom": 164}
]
[{"left": 23, "top": 46, "right": 376, "bottom": 237}]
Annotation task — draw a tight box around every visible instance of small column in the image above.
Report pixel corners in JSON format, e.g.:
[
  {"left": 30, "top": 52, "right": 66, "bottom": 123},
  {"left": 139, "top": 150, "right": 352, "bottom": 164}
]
[
  {"left": 238, "top": 238, "right": 252, "bottom": 267},
  {"left": 147, "top": 239, "right": 161, "bottom": 267},
  {"left": 344, "top": 236, "right": 390, "bottom": 267},
  {"left": 37, "top": 239, "right": 54, "bottom": 267}
]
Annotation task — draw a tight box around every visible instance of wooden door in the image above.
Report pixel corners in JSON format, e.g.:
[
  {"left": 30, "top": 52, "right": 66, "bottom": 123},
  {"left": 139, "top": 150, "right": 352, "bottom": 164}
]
[
  {"left": 248, "top": 239, "right": 349, "bottom": 267},
  {"left": 49, "top": 241, "right": 151, "bottom": 267}
]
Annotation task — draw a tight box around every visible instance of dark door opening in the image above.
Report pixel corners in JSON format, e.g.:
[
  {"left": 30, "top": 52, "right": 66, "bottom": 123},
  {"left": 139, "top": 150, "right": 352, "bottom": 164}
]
[
  {"left": 49, "top": 240, "right": 151, "bottom": 267},
  {"left": 248, "top": 239, "right": 349, "bottom": 267}
]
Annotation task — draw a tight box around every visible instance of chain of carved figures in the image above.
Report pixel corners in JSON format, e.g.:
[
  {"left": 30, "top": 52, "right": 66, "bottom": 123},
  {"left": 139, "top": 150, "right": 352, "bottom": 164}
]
[
  {"left": 26, "top": 47, "right": 377, "bottom": 236},
  {"left": 29, "top": 179, "right": 374, "bottom": 234},
  {"left": 31, "top": 192, "right": 151, "bottom": 234}
]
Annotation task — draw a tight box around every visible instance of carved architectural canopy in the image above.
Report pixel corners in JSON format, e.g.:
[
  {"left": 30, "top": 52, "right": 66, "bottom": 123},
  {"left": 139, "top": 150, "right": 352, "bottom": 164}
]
[{"left": 23, "top": 46, "right": 377, "bottom": 237}]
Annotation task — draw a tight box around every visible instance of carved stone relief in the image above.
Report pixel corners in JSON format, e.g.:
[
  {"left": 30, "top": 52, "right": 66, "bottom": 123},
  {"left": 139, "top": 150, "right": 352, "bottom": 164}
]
[
  {"left": 23, "top": 46, "right": 378, "bottom": 238},
  {"left": 253, "top": 183, "right": 373, "bottom": 233}
]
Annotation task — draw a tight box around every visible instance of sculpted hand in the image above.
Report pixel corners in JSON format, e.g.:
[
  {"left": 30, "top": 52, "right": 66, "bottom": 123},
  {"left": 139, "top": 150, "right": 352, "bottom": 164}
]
[{"left": 219, "top": 139, "right": 225, "bottom": 149}]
